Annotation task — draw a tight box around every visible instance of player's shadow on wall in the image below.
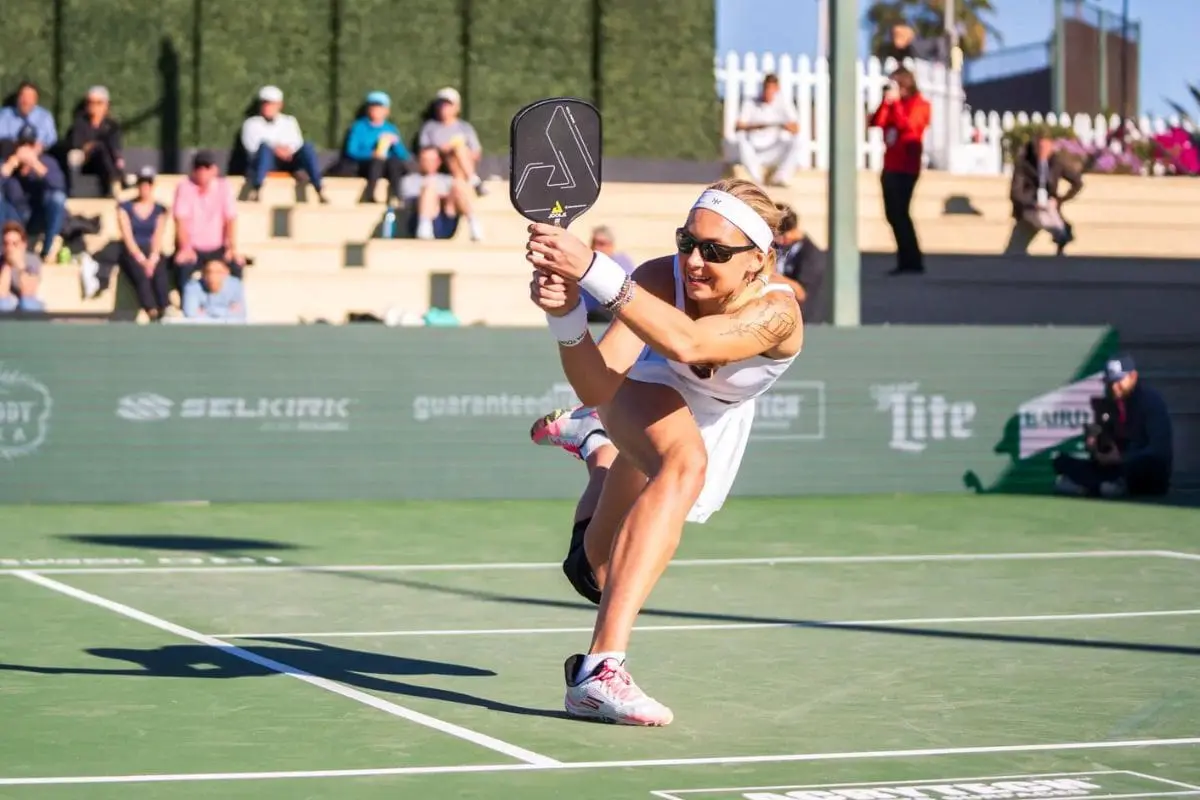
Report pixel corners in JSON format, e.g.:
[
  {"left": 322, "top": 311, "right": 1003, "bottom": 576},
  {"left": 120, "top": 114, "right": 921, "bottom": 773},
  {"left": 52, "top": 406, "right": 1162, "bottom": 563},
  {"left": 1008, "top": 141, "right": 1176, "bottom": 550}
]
[
  {"left": 346, "top": 572, "right": 1200, "bottom": 659},
  {"left": 0, "top": 638, "right": 567, "bottom": 721},
  {"left": 56, "top": 534, "right": 299, "bottom": 553}
]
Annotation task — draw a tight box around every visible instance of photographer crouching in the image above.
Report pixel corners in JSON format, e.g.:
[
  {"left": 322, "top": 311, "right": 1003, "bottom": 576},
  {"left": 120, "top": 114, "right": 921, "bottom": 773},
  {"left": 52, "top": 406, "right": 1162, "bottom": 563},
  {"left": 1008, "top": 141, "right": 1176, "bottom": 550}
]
[{"left": 1053, "top": 355, "right": 1173, "bottom": 499}]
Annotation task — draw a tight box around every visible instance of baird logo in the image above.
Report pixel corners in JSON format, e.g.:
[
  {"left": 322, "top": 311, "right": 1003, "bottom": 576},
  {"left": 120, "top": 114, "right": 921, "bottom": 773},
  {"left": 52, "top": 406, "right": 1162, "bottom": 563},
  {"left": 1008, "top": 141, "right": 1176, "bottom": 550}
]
[
  {"left": 0, "top": 364, "right": 52, "bottom": 460},
  {"left": 871, "top": 382, "right": 975, "bottom": 453}
]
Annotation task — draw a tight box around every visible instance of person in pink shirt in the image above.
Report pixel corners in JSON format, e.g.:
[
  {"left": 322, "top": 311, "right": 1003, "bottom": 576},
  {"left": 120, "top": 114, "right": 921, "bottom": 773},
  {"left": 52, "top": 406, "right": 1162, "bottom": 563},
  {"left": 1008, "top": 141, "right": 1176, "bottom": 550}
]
[{"left": 172, "top": 150, "right": 245, "bottom": 286}]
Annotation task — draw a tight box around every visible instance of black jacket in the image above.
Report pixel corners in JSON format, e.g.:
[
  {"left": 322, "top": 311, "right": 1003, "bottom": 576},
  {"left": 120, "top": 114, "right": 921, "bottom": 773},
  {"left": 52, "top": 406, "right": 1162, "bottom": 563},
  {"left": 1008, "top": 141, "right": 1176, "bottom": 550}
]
[
  {"left": 1010, "top": 145, "right": 1082, "bottom": 220},
  {"left": 66, "top": 112, "right": 123, "bottom": 159},
  {"left": 777, "top": 235, "right": 828, "bottom": 324},
  {"left": 1117, "top": 381, "right": 1173, "bottom": 473}
]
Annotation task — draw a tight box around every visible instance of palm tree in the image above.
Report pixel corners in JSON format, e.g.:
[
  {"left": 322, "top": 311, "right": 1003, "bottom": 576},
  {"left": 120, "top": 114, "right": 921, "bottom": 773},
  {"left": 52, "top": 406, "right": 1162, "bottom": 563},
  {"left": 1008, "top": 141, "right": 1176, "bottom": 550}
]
[
  {"left": 865, "top": 0, "right": 1001, "bottom": 61},
  {"left": 1163, "top": 82, "right": 1200, "bottom": 125}
]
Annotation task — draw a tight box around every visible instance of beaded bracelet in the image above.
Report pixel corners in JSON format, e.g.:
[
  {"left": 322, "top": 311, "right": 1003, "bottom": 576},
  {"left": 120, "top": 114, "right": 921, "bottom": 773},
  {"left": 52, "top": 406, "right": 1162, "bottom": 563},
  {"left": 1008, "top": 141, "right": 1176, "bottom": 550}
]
[{"left": 605, "top": 275, "right": 636, "bottom": 314}]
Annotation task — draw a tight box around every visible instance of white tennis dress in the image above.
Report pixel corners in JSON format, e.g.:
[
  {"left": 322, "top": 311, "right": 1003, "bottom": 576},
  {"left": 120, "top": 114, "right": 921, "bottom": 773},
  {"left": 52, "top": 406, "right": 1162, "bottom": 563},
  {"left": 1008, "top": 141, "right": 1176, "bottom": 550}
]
[{"left": 624, "top": 256, "right": 800, "bottom": 523}]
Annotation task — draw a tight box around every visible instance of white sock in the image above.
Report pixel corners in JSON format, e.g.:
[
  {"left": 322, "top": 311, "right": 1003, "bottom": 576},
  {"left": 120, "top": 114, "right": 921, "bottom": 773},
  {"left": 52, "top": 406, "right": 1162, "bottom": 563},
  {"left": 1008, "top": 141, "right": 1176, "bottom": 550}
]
[
  {"left": 576, "top": 651, "right": 625, "bottom": 683},
  {"left": 416, "top": 218, "right": 434, "bottom": 240},
  {"left": 578, "top": 430, "right": 612, "bottom": 461},
  {"left": 467, "top": 216, "right": 483, "bottom": 240}
]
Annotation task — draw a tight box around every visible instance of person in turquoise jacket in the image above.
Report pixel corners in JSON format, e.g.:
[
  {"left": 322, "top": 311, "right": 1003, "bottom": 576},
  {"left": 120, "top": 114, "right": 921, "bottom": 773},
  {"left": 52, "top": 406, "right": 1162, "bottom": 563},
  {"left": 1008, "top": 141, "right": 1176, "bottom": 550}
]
[{"left": 341, "top": 91, "right": 410, "bottom": 204}]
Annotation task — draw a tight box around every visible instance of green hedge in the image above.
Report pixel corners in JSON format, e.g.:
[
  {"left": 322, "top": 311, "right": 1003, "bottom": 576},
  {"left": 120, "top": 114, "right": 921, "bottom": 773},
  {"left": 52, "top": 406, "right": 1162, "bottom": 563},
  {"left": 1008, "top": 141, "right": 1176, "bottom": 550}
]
[
  {"left": 0, "top": 0, "right": 57, "bottom": 115},
  {"left": 59, "top": 0, "right": 197, "bottom": 154},
  {"left": 194, "top": 0, "right": 332, "bottom": 149},
  {"left": 466, "top": 0, "right": 597, "bottom": 155},
  {"left": 2, "top": 0, "right": 716, "bottom": 162},
  {"left": 598, "top": 0, "right": 720, "bottom": 159},
  {"left": 337, "top": 0, "right": 465, "bottom": 153}
]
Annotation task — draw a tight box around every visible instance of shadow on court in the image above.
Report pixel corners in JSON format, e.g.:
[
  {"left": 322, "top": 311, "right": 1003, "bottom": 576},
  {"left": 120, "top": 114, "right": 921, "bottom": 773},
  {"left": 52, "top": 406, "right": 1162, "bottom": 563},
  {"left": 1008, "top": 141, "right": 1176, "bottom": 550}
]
[
  {"left": 56, "top": 533, "right": 300, "bottom": 552},
  {"left": 337, "top": 571, "right": 1200, "bottom": 658},
  {"left": 0, "top": 637, "right": 569, "bottom": 721}
]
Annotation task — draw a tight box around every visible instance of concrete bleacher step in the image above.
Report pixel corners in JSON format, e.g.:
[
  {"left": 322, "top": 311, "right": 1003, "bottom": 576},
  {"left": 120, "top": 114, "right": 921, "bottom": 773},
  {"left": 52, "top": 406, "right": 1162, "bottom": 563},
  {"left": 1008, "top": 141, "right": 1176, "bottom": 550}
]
[{"left": 68, "top": 173, "right": 1200, "bottom": 256}]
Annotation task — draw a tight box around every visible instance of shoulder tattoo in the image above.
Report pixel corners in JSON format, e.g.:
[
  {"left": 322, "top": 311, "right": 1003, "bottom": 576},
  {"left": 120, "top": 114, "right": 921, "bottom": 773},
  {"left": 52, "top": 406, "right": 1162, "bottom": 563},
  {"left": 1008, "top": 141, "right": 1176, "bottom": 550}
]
[{"left": 722, "top": 293, "right": 798, "bottom": 347}]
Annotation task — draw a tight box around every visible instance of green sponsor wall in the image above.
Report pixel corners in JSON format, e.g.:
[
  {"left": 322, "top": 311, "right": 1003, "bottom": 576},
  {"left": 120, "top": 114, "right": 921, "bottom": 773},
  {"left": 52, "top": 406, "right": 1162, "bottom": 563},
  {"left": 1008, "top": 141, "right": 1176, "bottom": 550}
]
[
  {"left": 0, "top": 325, "right": 1114, "bottom": 505},
  {"left": 0, "top": 0, "right": 719, "bottom": 161}
]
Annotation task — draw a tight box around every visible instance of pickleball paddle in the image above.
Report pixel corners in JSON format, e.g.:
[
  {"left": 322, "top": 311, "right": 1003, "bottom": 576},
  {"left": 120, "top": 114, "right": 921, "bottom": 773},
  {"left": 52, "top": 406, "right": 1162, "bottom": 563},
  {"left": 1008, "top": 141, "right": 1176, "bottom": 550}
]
[{"left": 509, "top": 97, "right": 602, "bottom": 228}]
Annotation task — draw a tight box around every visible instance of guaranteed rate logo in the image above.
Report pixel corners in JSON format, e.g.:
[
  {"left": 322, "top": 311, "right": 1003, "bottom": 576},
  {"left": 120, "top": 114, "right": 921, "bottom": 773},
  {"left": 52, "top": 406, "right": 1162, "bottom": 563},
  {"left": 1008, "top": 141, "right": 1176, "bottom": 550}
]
[
  {"left": 412, "top": 383, "right": 580, "bottom": 423},
  {"left": 116, "top": 393, "right": 354, "bottom": 432}
]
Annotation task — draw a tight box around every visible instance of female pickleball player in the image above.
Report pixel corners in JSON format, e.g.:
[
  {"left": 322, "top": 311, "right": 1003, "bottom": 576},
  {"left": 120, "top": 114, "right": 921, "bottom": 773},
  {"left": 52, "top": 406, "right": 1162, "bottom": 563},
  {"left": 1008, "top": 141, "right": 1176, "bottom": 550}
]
[{"left": 524, "top": 178, "right": 804, "bottom": 726}]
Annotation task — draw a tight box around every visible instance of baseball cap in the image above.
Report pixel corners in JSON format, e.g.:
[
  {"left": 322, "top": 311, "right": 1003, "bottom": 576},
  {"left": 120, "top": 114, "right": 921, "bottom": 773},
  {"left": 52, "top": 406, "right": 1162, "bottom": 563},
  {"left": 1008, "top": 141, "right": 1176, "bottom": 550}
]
[
  {"left": 258, "top": 85, "right": 283, "bottom": 103},
  {"left": 1104, "top": 354, "right": 1136, "bottom": 383},
  {"left": 136, "top": 166, "right": 157, "bottom": 183},
  {"left": 365, "top": 90, "right": 391, "bottom": 108},
  {"left": 16, "top": 124, "right": 37, "bottom": 144},
  {"left": 192, "top": 150, "right": 217, "bottom": 169},
  {"left": 435, "top": 86, "right": 461, "bottom": 106}
]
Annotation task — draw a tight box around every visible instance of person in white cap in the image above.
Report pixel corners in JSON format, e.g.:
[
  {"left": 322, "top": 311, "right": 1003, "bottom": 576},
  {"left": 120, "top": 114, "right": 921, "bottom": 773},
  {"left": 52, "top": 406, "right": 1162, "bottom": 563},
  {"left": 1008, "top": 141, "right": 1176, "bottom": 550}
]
[
  {"left": 240, "top": 85, "right": 328, "bottom": 203},
  {"left": 524, "top": 177, "right": 803, "bottom": 726},
  {"left": 64, "top": 85, "right": 125, "bottom": 197},
  {"left": 415, "top": 87, "right": 485, "bottom": 239}
]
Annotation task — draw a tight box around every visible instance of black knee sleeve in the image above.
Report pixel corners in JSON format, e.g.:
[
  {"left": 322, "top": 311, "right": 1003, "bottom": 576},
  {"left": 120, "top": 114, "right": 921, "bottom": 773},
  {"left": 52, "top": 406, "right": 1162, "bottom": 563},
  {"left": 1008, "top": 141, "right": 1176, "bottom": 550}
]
[{"left": 562, "top": 518, "right": 602, "bottom": 605}]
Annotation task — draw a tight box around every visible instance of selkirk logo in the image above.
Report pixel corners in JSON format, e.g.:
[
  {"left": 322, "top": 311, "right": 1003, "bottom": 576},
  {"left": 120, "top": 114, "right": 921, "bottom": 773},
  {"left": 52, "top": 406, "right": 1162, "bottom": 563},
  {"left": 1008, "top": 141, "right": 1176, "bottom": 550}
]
[
  {"left": 0, "top": 364, "right": 52, "bottom": 460},
  {"left": 870, "top": 382, "right": 976, "bottom": 453}
]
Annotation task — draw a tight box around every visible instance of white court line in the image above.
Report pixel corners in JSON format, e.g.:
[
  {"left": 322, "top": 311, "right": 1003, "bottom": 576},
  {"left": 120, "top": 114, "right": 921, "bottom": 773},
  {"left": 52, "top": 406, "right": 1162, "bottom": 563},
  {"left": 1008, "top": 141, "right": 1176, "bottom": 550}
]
[
  {"left": 1, "top": 736, "right": 1197, "bottom": 787},
  {"left": 12, "top": 571, "right": 558, "bottom": 768},
  {"left": 1124, "top": 771, "right": 1200, "bottom": 792},
  {"left": 1159, "top": 551, "right": 1200, "bottom": 562},
  {"left": 215, "top": 608, "right": 1200, "bottom": 640},
  {"left": 0, "top": 549, "right": 1170, "bottom": 576}
]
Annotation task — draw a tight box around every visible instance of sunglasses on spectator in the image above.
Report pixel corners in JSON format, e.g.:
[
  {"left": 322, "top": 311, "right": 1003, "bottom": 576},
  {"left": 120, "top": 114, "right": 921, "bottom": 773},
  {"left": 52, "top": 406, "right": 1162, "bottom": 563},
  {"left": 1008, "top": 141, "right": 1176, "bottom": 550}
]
[{"left": 675, "top": 227, "right": 757, "bottom": 263}]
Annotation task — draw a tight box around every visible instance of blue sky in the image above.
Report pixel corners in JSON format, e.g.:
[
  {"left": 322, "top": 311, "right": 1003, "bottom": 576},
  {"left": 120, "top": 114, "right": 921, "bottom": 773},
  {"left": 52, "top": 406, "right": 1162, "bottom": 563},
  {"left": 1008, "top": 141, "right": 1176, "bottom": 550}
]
[{"left": 716, "top": 0, "right": 1197, "bottom": 118}]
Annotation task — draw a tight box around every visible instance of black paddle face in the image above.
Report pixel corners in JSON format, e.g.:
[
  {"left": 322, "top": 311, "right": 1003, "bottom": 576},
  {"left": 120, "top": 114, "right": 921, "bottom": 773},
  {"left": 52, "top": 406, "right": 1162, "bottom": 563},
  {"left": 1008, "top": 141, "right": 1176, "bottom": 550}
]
[{"left": 509, "top": 97, "right": 602, "bottom": 228}]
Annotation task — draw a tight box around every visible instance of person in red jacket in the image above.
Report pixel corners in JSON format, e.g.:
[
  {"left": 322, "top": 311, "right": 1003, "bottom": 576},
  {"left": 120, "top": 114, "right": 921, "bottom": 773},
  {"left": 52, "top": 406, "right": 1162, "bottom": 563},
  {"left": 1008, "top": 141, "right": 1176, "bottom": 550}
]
[{"left": 869, "top": 68, "right": 931, "bottom": 275}]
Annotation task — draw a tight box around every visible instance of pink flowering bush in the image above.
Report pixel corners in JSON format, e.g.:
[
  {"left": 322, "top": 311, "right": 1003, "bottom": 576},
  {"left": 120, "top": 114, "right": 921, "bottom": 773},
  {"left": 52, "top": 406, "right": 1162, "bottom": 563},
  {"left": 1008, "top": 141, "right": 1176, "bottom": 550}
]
[{"left": 1148, "top": 127, "right": 1199, "bottom": 175}]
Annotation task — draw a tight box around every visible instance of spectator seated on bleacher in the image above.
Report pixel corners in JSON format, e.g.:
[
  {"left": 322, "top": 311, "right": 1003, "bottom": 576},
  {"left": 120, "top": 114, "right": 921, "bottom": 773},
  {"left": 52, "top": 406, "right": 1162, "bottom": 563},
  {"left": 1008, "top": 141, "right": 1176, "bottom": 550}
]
[
  {"left": 328, "top": 91, "right": 410, "bottom": 205},
  {"left": 0, "top": 81, "right": 57, "bottom": 159},
  {"left": 0, "top": 124, "right": 67, "bottom": 260},
  {"left": 117, "top": 167, "right": 170, "bottom": 321},
  {"left": 419, "top": 87, "right": 487, "bottom": 197},
  {"left": 172, "top": 150, "right": 245, "bottom": 286},
  {"left": 240, "top": 85, "right": 328, "bottom": 204},
  {"left": 182, "top": 259, "right": 246, "bottom": 323},
  {"left": 0, "top": 220, "right": 45, "bottom": 313},
  {"left": 1006, "top": 134, "right": 1083, "bottom": 257},
  {"left": 64, "top": 85, "right": 125, "bottom": 198},
  {"left": 402, "top": 145, "right": 488, "bottom": 241},
  {"left": 734, "top": 73, "right": 802, "bottom": 188}
]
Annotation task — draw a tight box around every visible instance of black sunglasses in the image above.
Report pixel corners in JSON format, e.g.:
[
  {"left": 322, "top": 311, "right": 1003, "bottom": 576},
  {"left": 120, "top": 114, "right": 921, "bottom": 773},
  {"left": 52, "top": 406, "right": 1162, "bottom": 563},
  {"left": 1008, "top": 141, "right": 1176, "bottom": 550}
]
[{"left": 675, "top": 228, "right": 757, "bottom": 264}]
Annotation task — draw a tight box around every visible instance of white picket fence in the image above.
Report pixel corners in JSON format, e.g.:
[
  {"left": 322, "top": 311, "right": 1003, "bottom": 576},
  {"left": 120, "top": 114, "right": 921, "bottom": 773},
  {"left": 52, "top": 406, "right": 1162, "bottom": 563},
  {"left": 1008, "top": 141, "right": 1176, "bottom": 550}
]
[{"left": 715, "top": 51, "right": 1192, "bottom": 175}]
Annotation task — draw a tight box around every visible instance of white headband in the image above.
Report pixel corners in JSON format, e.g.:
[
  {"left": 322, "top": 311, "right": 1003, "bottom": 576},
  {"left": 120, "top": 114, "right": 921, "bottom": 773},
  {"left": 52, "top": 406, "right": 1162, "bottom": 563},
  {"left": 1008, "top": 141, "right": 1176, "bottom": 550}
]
[{"left": 690, "top": 189, "right": 773, "bottom": 253}]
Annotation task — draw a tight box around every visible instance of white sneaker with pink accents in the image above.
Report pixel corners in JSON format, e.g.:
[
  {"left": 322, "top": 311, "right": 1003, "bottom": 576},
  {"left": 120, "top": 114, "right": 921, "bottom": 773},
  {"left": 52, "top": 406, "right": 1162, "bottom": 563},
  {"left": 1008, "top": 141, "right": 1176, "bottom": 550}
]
[
  {"left": 530, "top": 406, "right": 604, "bottom": 460},
  {"left": 563, "top": 654, "right": 674, "bottom": 726}
]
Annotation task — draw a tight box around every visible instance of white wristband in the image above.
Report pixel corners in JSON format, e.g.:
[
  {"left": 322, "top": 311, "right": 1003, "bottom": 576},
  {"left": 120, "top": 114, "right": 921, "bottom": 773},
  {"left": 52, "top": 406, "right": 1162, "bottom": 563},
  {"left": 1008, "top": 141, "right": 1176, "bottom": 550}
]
[
  {"left": 546, "top": 300, "right": 588, "bottom": 347},
  {"left": 578, "top": 252, "right": 629, "bottom": 306}
]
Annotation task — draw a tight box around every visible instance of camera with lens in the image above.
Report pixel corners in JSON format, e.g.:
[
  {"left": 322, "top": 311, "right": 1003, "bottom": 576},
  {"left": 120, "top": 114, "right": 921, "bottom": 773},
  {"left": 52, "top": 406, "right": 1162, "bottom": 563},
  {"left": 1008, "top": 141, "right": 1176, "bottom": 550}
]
[{"left": 1085, "top": 394, "right": 1119, "bottom": 455}]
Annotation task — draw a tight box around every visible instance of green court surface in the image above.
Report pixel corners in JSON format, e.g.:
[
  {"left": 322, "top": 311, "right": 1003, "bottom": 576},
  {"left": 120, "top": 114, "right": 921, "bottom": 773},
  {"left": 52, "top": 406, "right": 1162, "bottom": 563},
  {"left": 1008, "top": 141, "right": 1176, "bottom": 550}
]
[{"left": 1, "top": 495, "right": 1198, "bottom": 799}]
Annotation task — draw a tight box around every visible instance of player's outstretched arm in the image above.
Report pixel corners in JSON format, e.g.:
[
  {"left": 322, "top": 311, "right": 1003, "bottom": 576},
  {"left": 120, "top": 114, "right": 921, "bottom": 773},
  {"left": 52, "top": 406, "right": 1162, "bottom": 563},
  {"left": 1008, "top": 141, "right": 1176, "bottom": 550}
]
[{"left": 616, "top": 285, "right": 801, "bottom": 366}]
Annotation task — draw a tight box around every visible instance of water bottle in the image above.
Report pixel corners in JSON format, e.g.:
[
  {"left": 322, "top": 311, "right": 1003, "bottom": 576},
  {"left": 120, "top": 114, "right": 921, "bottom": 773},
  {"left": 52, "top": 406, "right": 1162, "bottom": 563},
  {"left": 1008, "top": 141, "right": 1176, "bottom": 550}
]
[{"left": 380, "top": 207, "right": 397, "bottom": 239}]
